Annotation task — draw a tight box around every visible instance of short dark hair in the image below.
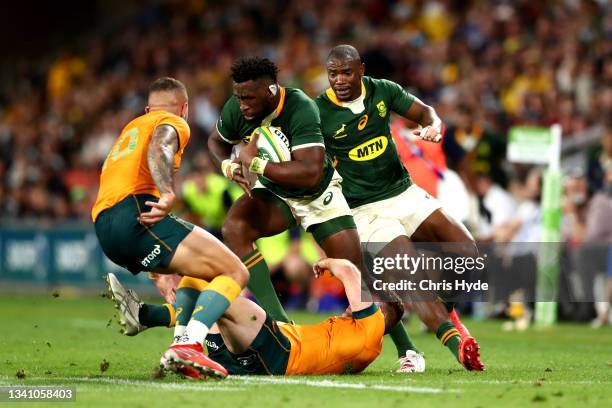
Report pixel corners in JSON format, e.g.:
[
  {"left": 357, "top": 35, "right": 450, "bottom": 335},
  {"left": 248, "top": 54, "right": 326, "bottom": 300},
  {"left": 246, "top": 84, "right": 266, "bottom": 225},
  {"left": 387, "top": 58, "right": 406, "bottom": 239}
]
[
  {"left": 149, "top": 77, "right": 188, "bottom": 98},
  {"left": 327, "top": 44, "right": 361, "bottom": 62},
  {"left": 231, "top": 57, "right": 278, "bottom": 83}
]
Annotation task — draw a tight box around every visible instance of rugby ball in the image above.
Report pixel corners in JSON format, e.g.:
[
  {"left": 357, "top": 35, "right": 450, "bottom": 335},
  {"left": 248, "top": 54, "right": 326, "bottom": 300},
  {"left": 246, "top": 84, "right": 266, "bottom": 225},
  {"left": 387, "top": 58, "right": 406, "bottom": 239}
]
[
  {"left": 230, "top": 126, "right": 291, "bottom": 188},
  {"left": 253, "top": 126, "right": 291, "bottom": 162}
]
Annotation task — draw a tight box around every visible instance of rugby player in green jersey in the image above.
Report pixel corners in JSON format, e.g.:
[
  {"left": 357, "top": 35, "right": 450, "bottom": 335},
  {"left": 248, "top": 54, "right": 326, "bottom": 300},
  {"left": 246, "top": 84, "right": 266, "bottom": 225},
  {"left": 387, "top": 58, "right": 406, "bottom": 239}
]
[
  {"left": 315, "top": 45, "right": 485, "bottom": 372},
  {"left": 207, "top": 57, "right": 365, "bottom": 317},
  {"left": 137, "top": 58, "right": 414, "bottom": 366}
]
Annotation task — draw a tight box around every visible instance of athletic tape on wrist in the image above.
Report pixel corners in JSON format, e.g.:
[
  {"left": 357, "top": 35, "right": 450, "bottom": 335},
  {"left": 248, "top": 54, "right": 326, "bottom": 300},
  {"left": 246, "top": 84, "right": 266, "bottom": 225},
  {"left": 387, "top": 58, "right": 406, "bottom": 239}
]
[
  {"left": 431, "top": 117, "right": 442, "bottom": 134},
  {"left": 421, "top": 122, "right": 442, "bottom": 143},
  {"left": 249, "top": 157, "right": 268, "bottom": 175},
  {"left": 221, "top": 159, "right": 240, "bottom": 180}
]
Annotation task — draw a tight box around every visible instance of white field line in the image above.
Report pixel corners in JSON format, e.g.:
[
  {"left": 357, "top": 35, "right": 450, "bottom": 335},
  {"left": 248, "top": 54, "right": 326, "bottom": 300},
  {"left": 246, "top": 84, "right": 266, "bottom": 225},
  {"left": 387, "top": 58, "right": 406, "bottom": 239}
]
[
  {"left": 231, "top": 376, "right": 459, "bottom": 394},
  {"left": 2, "top": 376, "right": 607, "bottom": 391},
  {"left": 0, "top": 377, "right": 244, "bottom": 392},
  {"left": 0, "top": 376, "right": 454, "bottom": 394},
  {"left": 232, "top": 377, "right": 610, "bottom": 389},
  {"left": 450, "top": 379, "right": 611, "bottom": 385}
]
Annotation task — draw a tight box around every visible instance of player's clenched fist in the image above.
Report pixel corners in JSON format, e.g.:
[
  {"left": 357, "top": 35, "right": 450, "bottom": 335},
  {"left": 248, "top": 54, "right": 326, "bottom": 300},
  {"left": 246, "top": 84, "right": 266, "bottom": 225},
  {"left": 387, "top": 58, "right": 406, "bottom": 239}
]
[
  {"left": 413, "top": 124, "right": 443, "bottom": 143},
  {"left": 139, "top": 193, "right": 176, "bottom": 226}
]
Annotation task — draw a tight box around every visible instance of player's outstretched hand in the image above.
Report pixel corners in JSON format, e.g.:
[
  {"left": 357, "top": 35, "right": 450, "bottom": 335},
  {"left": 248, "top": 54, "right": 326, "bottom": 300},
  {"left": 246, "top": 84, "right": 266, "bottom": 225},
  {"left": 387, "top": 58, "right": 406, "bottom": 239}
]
[
  {"left": 413, "top": 126, "right": 442, "bottom": 143},
  {"left": 313, "top": 258, "right": 332, "bottom": 278},
  {"left": 313, "top": 258, "right": 356, "bottom": 279},
  {"left": 139, "top": 193, "right": 175, "bottom": 226}
]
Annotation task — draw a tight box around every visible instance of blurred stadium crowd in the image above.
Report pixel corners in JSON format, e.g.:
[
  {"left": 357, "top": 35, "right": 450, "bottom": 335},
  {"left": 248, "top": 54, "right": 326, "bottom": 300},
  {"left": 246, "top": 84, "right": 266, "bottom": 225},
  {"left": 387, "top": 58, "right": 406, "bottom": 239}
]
[{"left": 0, "top": 0, "right": 611, "bottom": 321}]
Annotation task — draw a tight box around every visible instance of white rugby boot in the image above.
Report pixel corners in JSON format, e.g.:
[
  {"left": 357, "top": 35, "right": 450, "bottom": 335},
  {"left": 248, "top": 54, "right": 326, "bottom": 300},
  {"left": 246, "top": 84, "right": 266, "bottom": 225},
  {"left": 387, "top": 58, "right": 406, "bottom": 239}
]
[
  {"left": 106, "top": 273, "right": 147, "bottom": 336},
  {"left": 397, "top": 350, "right": 426, "bottom": 373}
]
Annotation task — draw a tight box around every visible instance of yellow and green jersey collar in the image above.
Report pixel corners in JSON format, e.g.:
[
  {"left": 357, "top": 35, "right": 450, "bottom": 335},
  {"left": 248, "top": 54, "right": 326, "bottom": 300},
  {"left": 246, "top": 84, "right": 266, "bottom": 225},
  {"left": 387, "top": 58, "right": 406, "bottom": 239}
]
[
  {"left": 325, "top": 80, "right": 366, "bottom": 107},
  {"left": 261, "top": 86, "right": 286, "bottom": 126}
]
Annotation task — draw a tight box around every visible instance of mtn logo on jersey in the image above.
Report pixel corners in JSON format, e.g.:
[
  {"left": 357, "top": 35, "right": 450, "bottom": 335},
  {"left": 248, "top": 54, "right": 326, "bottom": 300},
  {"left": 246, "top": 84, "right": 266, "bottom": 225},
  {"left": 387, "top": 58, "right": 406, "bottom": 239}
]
[
  {"left": 348, "top": 136, "right": 388, "bottom": 161},
  {"left": 141, "top": 244, "right": 161, "bottom": 267}
]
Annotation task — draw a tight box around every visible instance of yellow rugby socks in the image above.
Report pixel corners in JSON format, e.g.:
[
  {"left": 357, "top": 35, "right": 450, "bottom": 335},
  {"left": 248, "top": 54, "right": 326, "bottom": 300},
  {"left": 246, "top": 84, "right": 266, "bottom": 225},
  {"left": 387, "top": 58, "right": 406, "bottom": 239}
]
[
  {"left": 176, "top": 275, "right": 242, "bottom": 345},
  {"left": 436, "top": 321, "right": 462, "bottom": 361},
  {"left": 242, "top": 249, "right": 290, "bottom": 322},
  {"left": 172, "top": 277, "right": 209, "bottom": 338}
]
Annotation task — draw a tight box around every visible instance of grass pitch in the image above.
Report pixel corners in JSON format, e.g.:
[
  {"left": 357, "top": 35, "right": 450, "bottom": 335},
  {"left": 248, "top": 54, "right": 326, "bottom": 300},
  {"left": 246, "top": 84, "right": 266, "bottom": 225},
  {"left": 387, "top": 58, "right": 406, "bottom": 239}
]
[{"left": 0, "top": 293, "right": 610, "bottom": 407}]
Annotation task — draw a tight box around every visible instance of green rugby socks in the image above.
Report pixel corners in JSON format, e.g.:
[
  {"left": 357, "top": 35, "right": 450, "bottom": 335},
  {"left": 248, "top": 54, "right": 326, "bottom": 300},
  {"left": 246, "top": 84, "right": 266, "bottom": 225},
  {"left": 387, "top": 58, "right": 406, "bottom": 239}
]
[
  {"left": 138, "top": 304, "right": 174, "bottom": 327},
  {"left": 242, "top": 249, "right": 290, "bottom": 322},
  {"left": 389, "top": 322, "right": 420, "bottom": 357},
  {"left": 436, "top": 321, "right": 461, "bottom": 361}
]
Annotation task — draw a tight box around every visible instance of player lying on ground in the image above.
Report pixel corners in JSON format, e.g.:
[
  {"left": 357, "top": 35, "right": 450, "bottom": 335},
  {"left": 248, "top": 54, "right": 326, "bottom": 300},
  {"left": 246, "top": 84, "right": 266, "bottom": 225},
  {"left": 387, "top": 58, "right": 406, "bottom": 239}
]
[
  {"left": 315, "top": 45, "right": 484, "bottom": 371},
  {"left": 91, "top": 77, "right": 249, "bottom": 378},
  {"left": 107, "top": 258, "right": 403, "bottom": 378},
  {"left": 204, "top": 56, "right": 416, "bottom": 364}
]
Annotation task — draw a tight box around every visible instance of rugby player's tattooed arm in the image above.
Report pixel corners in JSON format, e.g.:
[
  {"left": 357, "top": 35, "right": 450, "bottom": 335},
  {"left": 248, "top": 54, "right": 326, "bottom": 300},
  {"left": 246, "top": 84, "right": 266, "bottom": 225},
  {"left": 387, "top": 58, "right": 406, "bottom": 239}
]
[
  {"left": 403, "top": 97, "right": 443, "bottom": 142},
  {"left": 148, "top": 124, "right": 178, "bottom": 195},
  {"left": 139, "top": 124, "right": 178, "bottom": 226}
]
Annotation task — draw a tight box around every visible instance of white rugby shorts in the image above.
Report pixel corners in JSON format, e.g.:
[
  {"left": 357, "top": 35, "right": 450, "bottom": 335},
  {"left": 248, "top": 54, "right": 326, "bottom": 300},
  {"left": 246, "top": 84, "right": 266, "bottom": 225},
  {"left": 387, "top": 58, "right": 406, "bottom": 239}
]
[
  {"left": 351, "top": 184, "right": 442, "bottom": 244},
  {"left": 253, "top": 170, "right": 352, "bottom": 231}
]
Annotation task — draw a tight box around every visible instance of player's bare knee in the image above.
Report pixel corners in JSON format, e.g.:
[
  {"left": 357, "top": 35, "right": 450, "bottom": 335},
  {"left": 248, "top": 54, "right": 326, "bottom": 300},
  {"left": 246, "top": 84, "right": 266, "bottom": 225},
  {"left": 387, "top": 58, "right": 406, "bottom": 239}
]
[
  {"left": 464, "top": 240, "right": 479, "bottom": 259},
  {"left": 453, "top": 239, "right": 478, "bottom": 258},
  {"left": 221, "top": 263, "right": 250, "bottom": 287},
  {"left": 447, "top": 219, "right": 478, "bottom": 257},
  {"left": 222, "top": 217, "right": 256, "bottom": 249},
  {"left": 206, "top": 250, "right": 250, "bottom": 287},
  {"left": 448, "top": 234, "right": 478, "bottom": 258},
  {"left": 468, "top": 240, "right": 479, "bottom": 258}
]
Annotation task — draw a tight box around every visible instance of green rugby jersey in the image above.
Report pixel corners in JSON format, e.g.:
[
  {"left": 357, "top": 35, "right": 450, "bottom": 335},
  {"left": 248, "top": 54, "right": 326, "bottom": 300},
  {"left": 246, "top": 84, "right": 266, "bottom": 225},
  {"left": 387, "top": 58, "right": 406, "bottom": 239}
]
[
  {"left": 216, "top": 87, "right": 334, "bottom": 200},
  {"left": 315, "top": 76, "right": 415, "bottom": 208}
]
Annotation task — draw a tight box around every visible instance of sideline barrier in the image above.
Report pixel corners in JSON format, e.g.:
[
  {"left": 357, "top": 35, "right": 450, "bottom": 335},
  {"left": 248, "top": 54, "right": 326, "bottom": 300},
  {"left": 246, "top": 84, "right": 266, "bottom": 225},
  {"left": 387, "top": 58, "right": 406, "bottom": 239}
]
[{"left": 0, "top": 224, "right": 150, "bottom": 288}]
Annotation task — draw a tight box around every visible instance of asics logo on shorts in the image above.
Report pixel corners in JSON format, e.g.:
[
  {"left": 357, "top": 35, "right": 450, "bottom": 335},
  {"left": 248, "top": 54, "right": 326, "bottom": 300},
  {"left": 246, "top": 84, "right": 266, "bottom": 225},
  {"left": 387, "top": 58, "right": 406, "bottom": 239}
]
[
  {"left": 323, "top": 192, "right": 333, "bottom": 205},
  {"left": 141, "top": 244, "right": 161, "bottom": 267}
]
